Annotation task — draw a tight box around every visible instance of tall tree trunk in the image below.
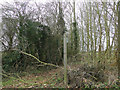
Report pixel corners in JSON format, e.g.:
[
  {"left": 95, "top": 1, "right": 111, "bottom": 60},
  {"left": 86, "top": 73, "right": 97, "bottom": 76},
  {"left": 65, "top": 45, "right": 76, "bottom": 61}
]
[
  {"left": 103, "top": 2, "right": 110, "bottom": 60},
  {"left": 93, "top": 4, "right": 97, "bottom": 62},
  {"left": 73, "top": 1, "right": 79, "bottom": 55},
  {"left": 86, "top": 4, "right": 90, "bottom": 52},
  {"left": 57, "top": 2, "right": 65, "bottom": 64},
  {"left": 80, "top": 9, "right": 84, "bottom": 51},
  {"left": 70, "top": 13, "right": 74, "bottom": 56},
  {"left": 89, "top": 2, "right": 93, "bottom": 60},
  {"left": 96, "top": 3, "right": 102, "bottom": 62}
]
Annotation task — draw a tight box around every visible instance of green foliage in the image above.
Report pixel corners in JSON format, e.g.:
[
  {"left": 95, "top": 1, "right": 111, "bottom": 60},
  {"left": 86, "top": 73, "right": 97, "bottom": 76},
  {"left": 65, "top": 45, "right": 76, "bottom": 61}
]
[
  {"left": 2, "top": 51, "right": 21, "bottom": 72},
  {"left": 23, "top": 19, "right": 62, "bottom": 64},
  {"left": 2, "top": 18, "right": 64, "bottom": 72}
]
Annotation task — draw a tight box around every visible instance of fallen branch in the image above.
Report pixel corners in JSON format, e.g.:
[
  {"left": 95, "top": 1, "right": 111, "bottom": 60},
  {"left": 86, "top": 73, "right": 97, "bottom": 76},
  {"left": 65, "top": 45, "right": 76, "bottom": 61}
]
[{"left": 11, "top": 49, "right": 63, "bottom": 69}]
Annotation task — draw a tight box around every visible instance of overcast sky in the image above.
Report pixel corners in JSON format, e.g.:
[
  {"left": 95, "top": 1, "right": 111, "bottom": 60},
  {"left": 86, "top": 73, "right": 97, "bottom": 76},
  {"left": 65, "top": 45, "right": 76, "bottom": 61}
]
[{"left": 0, "top": 0, "right": 117, "bottom": 5}]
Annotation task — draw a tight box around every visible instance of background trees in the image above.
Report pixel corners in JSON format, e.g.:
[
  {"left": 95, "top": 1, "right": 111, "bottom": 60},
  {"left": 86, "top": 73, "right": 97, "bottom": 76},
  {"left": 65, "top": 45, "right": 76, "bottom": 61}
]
[{"left": 1, "top": 1, "right": 119, "bottom": 84}]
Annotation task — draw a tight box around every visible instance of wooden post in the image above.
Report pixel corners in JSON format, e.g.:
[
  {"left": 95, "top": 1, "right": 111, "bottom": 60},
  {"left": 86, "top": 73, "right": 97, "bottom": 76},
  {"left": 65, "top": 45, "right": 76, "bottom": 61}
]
[{"left": 64, "top": 33, "right": 67, "bottom": 86}]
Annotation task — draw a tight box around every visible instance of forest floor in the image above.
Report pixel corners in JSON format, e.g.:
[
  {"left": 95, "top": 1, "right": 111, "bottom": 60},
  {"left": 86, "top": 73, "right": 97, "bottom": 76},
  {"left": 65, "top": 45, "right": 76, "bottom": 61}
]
[
  {"left": 2, "top": 66, "right": 65, "bottom": 88},
  {"left": 2, "top": 61, "right": 120, "bottom": 88}
]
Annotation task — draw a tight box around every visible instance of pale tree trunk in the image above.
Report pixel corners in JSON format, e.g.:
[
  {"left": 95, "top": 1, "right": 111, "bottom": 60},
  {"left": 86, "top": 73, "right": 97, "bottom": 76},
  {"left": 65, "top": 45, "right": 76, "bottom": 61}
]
[
  {"left": 103, "top": 2, "right": 110, "bottom": 60},
  {"left": 93, "top": 3, "right": 97, "bottom": 62},
  {"left": 113, "top": 2, "right": 117, "bottom": 63},
  {"left": 64, "top": 33, "right": 67, "bottom": 86},
  {"left": 89, "top": 2, "right": 93, "bottom": 60},
  {"left": 80, "top": 9, "right": 84, "bottom": 52},
  {"left": 96, "top": 3, "right": 102, "bottom": 62}
]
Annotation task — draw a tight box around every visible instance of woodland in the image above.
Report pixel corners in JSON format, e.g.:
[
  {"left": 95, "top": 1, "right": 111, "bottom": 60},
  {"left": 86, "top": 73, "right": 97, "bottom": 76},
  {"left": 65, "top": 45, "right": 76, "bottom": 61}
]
[{"left": 0, "top": 0, "right": 120, "bottom": 88}]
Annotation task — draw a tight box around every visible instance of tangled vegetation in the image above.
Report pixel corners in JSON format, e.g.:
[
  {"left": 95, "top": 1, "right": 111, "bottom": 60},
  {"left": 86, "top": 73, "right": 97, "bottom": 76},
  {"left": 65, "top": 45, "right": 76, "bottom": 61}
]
[{"left": 1, "top": 0, "right": 120, "bottom": 89}]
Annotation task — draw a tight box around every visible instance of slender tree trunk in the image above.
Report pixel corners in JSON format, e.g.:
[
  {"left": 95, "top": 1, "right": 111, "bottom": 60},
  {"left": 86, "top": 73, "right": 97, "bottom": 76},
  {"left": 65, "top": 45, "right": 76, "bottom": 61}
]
[
  {"left": 93, "top": 3, "right": 97, "bottom": 63},
  {"left": 89, "top": 2, "right": 93, "bottom": 60},
  {"left": 103, "top": 2, "right": 110, "bottom": 60},
  {"left": 86, "top": 4, "right": 90, "bottom": 52},
  {"left": 73, "top": 1, "right": 79, "bottom": 55},
  {"left": 64, "top": 33, "right": 68, "bottom": 86},
  {"left": 70, "top": 13, "right": 73, "bottom": 56},
  {"left": 80, "top": 9, "right": 84, "bottom": 51},
  {"left": 96, "top": 3, "right": 102, "bottom": 62}
]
